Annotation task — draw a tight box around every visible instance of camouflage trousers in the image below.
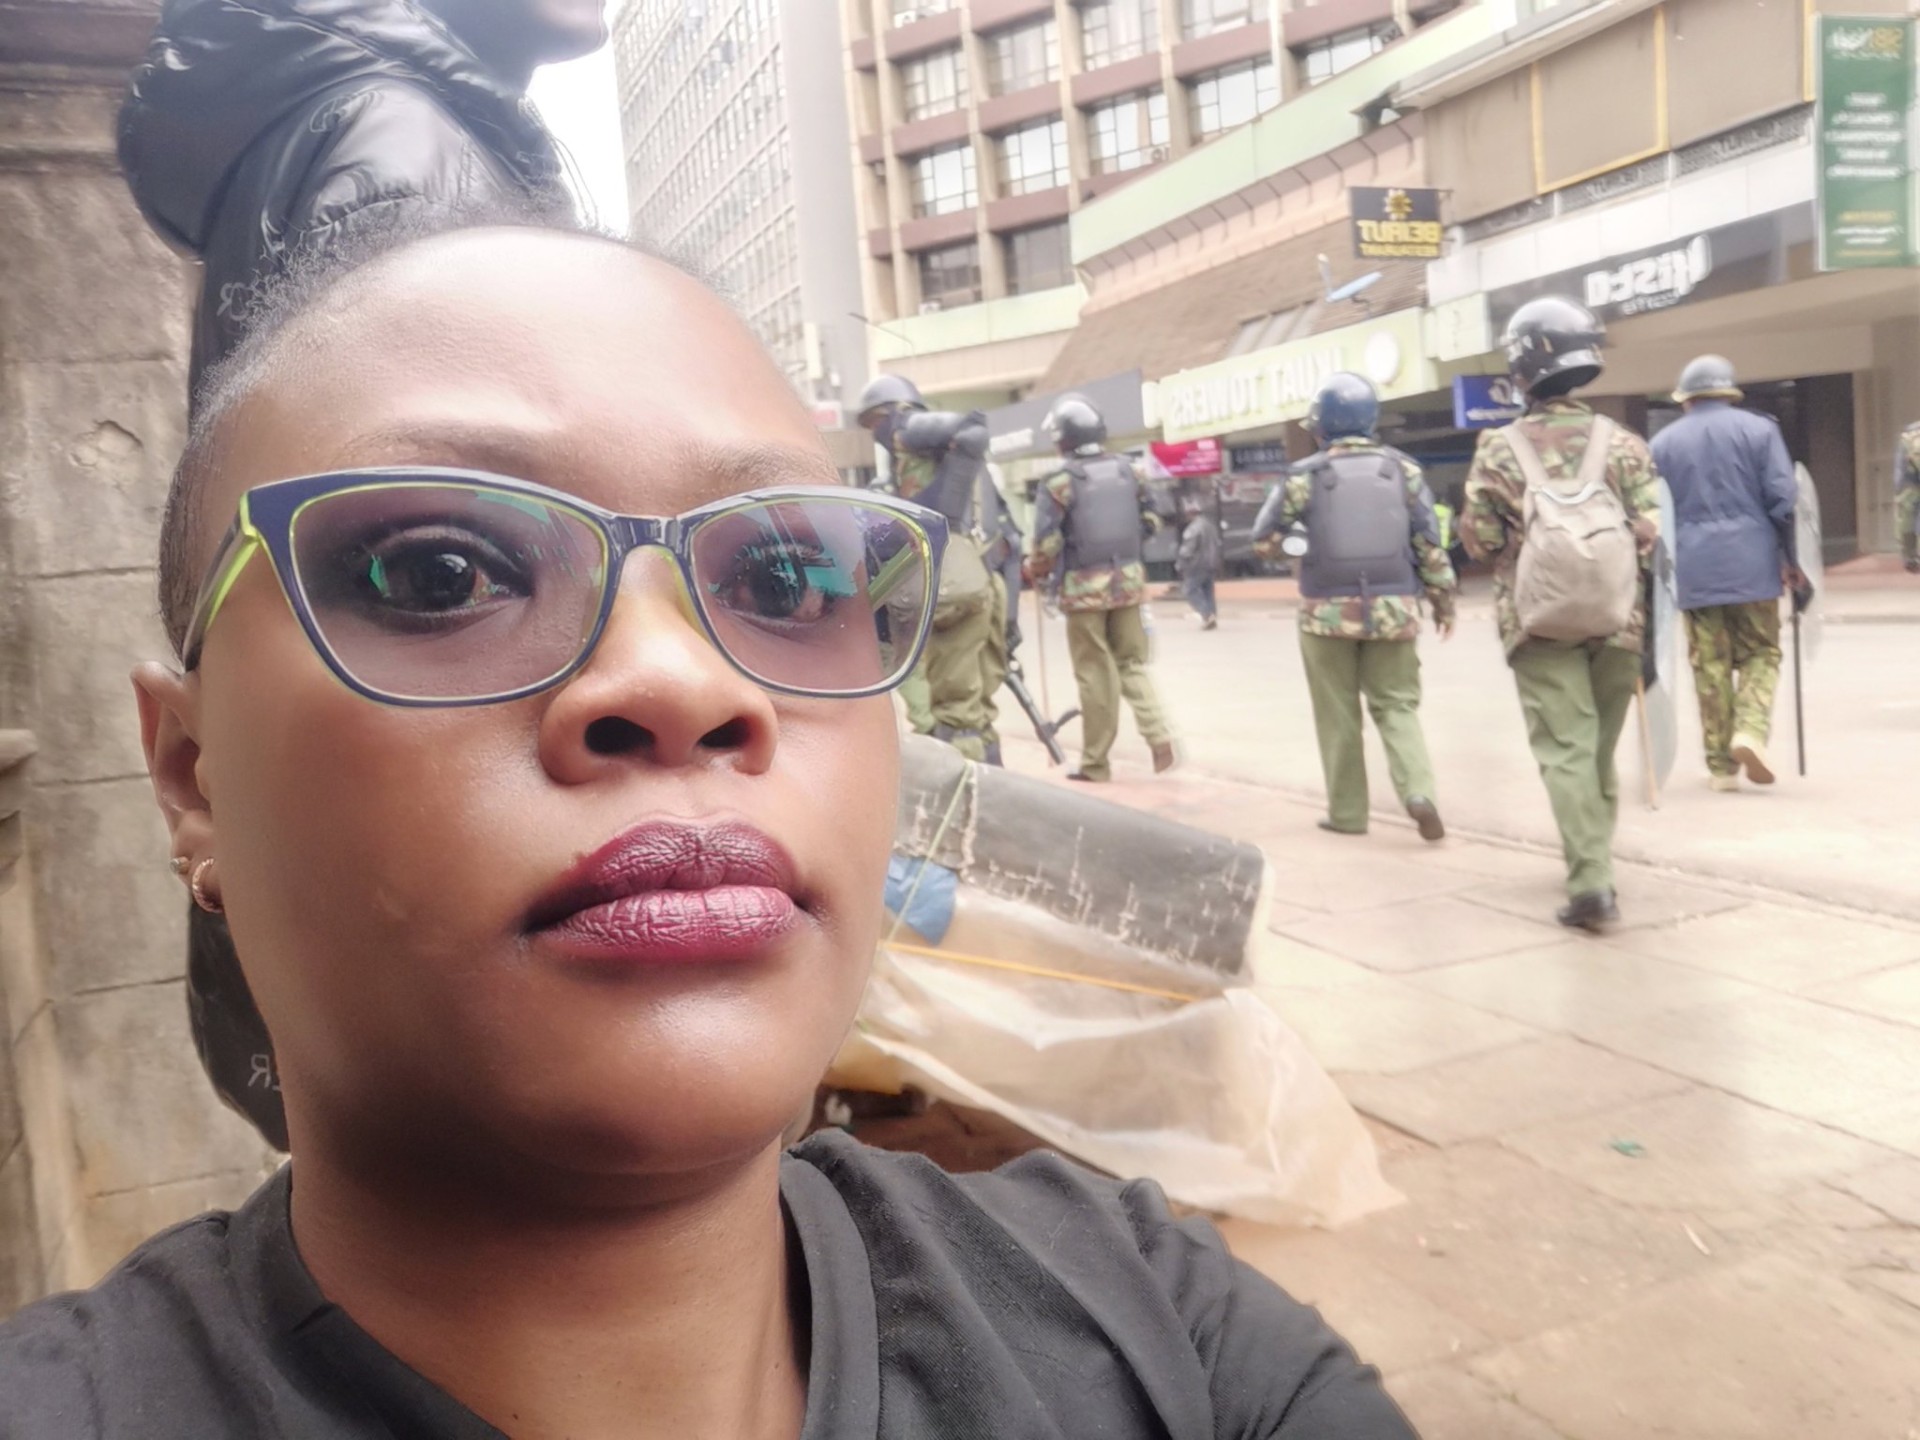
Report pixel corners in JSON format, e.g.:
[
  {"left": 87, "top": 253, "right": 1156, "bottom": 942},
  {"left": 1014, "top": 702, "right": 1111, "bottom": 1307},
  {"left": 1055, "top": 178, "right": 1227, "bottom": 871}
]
[
  {"left": 900, "top": 574, "right": 1008, "bottom": 761},
  {"left": 1685, "top": 600, "right": 1781, "bottom": 777},
  {"left": 1511, "top": 640, "right": 1639, "bottom": 897},
  {"left": 1298, "top": 634, "right": 1435, "bottom": 833}
]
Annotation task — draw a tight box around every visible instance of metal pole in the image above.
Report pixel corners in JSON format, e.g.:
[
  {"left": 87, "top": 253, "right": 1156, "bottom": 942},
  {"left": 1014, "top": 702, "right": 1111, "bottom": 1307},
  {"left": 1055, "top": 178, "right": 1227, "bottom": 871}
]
[{"left": 1794, "top": 609, "right": 1806, "bottom": 777}]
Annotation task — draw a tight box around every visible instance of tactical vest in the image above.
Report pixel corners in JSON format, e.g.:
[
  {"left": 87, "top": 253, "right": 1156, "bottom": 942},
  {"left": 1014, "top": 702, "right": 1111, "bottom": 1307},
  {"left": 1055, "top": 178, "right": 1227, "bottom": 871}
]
[
  {"left": 899, "top": 409, "right": 989, "bottom": 532},
  {"left": 1061, "top": 454, "right": 1145, "bottom": 573},
  {"left": 1297, "top": 449, "right": 1419, "bottom": 600}
]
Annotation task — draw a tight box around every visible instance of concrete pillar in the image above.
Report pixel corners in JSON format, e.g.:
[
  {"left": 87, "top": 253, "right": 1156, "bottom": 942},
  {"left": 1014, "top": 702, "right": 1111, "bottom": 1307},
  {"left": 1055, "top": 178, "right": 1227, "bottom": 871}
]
[
  {"left": 1860, "top": 316, "right": 1920, "bottom": 553},
  {"left": 0, "top": 3, "right": 275, "bottom": 1314}
]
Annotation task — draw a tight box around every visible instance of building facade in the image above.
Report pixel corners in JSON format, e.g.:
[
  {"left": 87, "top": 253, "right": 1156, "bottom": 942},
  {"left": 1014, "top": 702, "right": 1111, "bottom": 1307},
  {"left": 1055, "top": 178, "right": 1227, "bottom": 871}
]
[
  {"left": 842, "top": 0, "right": 1462, "bottom": 403},
  {"left": 615, "top": 0, "right": 872, "bottom": 450}
]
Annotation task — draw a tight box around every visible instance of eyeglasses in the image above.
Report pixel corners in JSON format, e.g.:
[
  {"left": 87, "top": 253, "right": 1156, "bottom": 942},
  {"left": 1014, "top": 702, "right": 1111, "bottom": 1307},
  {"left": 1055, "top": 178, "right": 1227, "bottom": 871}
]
[{"left": 182, "top": 468, "right": 949, "bottom": 707}]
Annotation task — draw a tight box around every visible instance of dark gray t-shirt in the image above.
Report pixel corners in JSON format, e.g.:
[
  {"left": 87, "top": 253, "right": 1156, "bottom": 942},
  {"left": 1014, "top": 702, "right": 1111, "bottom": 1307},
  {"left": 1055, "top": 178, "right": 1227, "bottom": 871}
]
[{"left": 0, "top": 1131, "right": 1416, "bottom": 1438}]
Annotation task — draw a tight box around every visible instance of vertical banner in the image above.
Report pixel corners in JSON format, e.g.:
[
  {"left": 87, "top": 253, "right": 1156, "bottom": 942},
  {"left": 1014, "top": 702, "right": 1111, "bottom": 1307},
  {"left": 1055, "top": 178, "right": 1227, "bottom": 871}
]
[{"left": 1816, "top": 16, "right": 1914, "bottom": 270}]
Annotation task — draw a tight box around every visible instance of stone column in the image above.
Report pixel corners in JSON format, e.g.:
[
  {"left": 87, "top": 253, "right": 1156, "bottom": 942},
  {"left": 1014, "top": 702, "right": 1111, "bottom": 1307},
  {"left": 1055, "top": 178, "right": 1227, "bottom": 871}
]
[{"left": 0, "top": 0, "right": 275, "bottom": 1313}]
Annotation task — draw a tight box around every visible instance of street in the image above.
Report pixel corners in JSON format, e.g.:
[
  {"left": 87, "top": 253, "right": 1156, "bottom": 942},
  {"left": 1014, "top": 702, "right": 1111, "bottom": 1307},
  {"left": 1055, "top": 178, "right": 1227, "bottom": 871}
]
[{"left": 1000, "top": 570, "right": 1920, "bottom": 1439}]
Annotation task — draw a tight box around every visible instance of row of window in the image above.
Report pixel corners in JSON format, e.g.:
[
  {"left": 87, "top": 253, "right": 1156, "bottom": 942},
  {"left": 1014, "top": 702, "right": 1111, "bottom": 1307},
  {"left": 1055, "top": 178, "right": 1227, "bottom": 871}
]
[
  {"left": 915, "top": 222, "right": 1074, "bottom": 308},
  {"left": 719, "top": 208, "right": 800, "bottom": 318},
  {"left": 624, "top": 0, "right": 779, "bottom": 194},
  {"left": 631, "top": 51, "right": 784, "bottom": 233},
  {"left": 667, "top": 131, "right": 792, "bottom": 260},
  {"left": 619, "top": 0, "right": 776, "bottom": 140}
]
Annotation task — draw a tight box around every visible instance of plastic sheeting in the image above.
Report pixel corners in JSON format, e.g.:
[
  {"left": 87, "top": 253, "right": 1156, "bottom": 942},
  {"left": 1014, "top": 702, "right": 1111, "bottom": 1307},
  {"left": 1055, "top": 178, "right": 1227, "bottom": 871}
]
[{"left": 833, "top": 890, "right": 1401, "bottom": 1230}]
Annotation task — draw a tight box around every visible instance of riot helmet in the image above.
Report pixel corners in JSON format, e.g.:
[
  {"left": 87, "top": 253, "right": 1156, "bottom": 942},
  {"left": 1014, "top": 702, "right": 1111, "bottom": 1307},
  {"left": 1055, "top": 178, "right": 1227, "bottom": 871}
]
[
  {"left": 1043, "top": 394, "right": 1107, "bottom": 453},
  {"left": 1673, "top": 354, "right": 1742, "bottom": 405},
  {"left": 1503, "top": 296, "right": 1605, "bottom": 399},
  {"left": 1307, "top": 371, "right": 1380, "bottom": 443},
  {"left": 856, "top": 373, "right": 926, "bottom": 428}
]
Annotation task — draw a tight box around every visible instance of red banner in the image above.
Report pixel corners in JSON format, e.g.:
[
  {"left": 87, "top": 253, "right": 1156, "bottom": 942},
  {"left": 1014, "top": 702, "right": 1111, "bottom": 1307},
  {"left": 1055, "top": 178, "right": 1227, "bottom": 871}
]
[{"left": 1150, "top": 437, "right": 1222, "bottom": 476}]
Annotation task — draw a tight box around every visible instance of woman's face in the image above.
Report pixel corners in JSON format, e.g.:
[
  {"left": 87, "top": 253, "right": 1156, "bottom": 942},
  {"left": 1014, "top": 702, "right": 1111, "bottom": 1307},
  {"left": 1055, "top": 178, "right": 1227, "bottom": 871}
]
[{"left": 143, "top": 231, "right": 897, "bottom": 1190}]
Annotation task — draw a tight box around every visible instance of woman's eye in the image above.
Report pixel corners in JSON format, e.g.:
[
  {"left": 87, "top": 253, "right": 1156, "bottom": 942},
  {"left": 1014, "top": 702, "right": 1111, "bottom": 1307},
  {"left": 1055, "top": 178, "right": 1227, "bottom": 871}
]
[
  {"left": 716, "top": 545, "right": 849, "bottom": 622},
  {"left": 351, "top": 530, "right": 529, "bottom": 615}
]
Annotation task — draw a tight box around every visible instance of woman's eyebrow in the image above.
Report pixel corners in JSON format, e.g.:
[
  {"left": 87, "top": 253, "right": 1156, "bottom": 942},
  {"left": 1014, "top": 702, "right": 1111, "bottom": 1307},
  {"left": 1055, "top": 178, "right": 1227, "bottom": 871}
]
[
  {"left": 329, "top": 419, "right": 566, "bottom": 476},
  {"left": 679, "top": 439, "right": 843, "bottom": 493}
]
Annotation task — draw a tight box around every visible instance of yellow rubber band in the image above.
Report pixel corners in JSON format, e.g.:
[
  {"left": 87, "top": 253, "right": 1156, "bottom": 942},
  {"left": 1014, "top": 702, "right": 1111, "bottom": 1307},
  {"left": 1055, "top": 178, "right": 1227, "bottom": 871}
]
[{"left": 883, "top": 940, "right": 1203, "bottom": 1005}]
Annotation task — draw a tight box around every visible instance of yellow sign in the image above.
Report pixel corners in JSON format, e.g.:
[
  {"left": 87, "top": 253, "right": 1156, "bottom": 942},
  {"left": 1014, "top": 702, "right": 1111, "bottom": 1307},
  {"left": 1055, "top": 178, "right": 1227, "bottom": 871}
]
[
  {"left": 1159, "top": 308, "right": 1438, "bottom": 444},
  {"left": 1351, "top": 186, "right": 1445, "bottom": 261}
]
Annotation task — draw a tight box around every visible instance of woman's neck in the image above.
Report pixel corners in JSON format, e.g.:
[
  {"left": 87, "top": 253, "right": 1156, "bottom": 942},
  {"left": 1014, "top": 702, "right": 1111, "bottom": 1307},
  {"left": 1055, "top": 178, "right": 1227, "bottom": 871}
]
[{"left": 287, "top": 1144, "right": 808, "bottom": 1440}]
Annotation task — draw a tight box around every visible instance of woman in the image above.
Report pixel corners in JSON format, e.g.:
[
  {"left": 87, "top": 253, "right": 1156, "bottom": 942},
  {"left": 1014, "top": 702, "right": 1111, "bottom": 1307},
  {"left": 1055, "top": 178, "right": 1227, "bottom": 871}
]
[{"left": 0, "top": 211, "right": 1416, "bottom": 1439}]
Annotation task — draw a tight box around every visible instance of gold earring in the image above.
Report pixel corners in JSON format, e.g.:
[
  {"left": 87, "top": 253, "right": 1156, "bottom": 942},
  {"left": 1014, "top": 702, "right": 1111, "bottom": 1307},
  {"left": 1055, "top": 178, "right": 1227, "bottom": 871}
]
[{"left": 189, "top": 858, "right": 224, "bottom": 915}]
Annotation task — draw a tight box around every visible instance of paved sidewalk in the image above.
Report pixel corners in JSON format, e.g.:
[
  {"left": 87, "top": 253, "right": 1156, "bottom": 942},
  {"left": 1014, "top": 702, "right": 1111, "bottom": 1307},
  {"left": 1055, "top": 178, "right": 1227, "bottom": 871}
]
[{"left": 1002, "top": 752, "right": 1920, "bottom": 1439}]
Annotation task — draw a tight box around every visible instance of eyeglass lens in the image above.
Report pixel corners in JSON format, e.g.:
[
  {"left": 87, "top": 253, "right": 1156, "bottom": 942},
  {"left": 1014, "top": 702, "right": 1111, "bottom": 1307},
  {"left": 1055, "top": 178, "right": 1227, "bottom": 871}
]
[{"left": 286, "top": 483, "right": 930, "bottom": 701}]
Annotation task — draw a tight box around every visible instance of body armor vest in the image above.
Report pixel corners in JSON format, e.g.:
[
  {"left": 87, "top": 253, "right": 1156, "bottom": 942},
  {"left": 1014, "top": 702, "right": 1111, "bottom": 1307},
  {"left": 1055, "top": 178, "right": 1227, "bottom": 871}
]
[
  {"left": 1062, "top": 455, "right": 1145, "bottom": 572},
  {"left": 1298, "top": 450, "right": 1420, "bottom": 600}
]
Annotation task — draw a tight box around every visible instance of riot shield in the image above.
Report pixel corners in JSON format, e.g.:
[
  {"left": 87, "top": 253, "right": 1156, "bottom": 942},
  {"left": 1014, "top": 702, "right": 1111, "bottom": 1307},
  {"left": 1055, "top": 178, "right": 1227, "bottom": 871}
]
[
  {"left": 1794, "top": 462, "right": 1825, "bottom": 663},
  {"left": 1640, "top": 477, "right": 1682, "bottom": 797}
]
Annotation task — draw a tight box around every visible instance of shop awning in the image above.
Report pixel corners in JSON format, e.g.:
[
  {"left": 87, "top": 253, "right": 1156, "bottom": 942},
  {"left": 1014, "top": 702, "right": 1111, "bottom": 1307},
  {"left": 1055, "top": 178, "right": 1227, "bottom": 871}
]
[{"left": 1036, "top": 220, "right": 1425, "bottom": 394}]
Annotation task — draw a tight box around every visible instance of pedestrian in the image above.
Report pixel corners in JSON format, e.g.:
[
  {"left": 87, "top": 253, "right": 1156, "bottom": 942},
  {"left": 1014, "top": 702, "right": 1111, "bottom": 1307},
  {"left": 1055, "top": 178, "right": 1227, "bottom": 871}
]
[
  {"left": 1650, "top": 356, "right": 1803, "bottom": 790},
  {"left": 0, "top": 202, "right": 1418, "bottom": 1440},
  {"left": 858, "top": 375, "right": 999, "bottom": 763},
  {"left": 1252, "top": 372, "right": 1457, "bottom": 841},
  {"left": 1462, "top": 297, "right": 1660, "bottom": 932},
  {"left": 1176, "top": 497, "right": 1223, "bottom": 629},
  {"left": 120, "top": 0, "right": 599, "bottom": 389},
  {"left": 1027, "top": 395, "right": 1179, "bottom": 781},
  {"left": 1897, "top": 419, "right": 1920, "bottom": 575}
]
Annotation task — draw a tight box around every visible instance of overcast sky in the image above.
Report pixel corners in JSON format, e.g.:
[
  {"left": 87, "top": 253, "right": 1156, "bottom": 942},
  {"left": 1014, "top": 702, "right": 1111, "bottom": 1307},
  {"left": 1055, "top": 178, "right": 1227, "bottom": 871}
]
[{"left": 528, "top": 8, "right": 631, "bottom": 233}]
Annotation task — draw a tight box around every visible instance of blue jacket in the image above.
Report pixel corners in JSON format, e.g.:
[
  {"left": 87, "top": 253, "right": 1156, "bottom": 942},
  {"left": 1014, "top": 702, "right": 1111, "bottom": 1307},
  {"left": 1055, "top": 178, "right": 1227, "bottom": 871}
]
[{"left": 1650, "top": 401, "right": 1798, "bottom": 610}]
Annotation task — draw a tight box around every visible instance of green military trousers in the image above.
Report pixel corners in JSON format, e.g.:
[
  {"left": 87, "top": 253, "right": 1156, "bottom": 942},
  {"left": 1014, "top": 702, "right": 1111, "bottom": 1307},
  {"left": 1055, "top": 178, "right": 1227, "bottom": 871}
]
[
  {"left": 1066, "top": 604, "right": 1171, "bottom": 781},
  {"left": 903, "top": 573, "right": 1009, "bottom": 755},
  {"left": 918, "top": 583, "right": 995, "bottom": 762},
  {"left": 1298, "top": 633, "right": 1436, "bottom": 833},
  {"left": 1684, "top": 600, "right": 1781, "bottom": 776},
  {"left": 1510, "top": 640, "right": 1640, "bottom": 898}
]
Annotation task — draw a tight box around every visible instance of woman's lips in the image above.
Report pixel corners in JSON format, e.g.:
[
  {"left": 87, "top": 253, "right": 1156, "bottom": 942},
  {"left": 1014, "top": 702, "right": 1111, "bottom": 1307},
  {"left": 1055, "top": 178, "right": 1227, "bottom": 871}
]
[{"left": 527, "top": 820, "right": 802, "bottom": 965}]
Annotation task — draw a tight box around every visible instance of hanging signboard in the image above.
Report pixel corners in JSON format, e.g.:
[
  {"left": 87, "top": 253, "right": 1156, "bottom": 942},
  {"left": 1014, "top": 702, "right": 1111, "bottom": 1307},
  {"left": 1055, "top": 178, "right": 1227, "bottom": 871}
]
[
  {"left": 1350, "top": 186, "right": 1445, "bottom": 261},
  {"left": 1150, "top": 438, "right": 1223, "bottom": 476},
  {"left": 1816, "top": 16, "right": 1915, "bottom": 269},
  {"left": 1228, "top": 442, "right": 1291, "bottom": 472},
  {"left": 1452, "top": 375, "right": 1525, "bottom": 430}
]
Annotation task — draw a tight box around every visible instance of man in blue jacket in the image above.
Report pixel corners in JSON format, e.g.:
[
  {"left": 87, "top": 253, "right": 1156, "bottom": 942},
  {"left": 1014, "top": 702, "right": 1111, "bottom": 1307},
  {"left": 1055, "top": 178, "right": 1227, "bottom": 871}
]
[{"left": 1651, "top": 356, "right": 1802, "bottom": 790}]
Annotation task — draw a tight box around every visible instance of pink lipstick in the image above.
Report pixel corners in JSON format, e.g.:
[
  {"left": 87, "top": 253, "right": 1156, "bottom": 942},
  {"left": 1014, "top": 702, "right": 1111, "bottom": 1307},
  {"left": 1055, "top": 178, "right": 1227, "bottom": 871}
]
[{"left": 527, "top": 821, "right": 801, "bottom": 965}]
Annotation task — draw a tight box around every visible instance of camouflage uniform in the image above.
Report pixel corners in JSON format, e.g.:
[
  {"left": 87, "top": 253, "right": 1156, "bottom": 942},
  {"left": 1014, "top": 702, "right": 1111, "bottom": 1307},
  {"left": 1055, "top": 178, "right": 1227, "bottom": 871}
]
[
  {"left": 891, "top": 450, "right": 994, "bottom": 762},
  {"left": 1030, "top": 459, "right": 1173, "bottom": 781},
  {"left": 1897, "top": 421, "right": 1920, "bottom": 571},
  {"left": 1267, "top": 440, "right": 1458, "bottom": 833},
  {"left": 1685, "top": 603, "right": 1781, "bottom": 777},
  {"left": 1463, "top": 399, "right": 1660, "bottom": 898}
]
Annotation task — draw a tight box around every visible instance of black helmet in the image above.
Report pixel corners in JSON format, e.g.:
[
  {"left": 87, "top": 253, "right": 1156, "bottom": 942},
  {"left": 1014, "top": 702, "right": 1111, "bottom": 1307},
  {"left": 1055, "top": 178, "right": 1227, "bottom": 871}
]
[
  {"left": 1043, "top": 394, "right": 1106, "bottom": 452},
  {"left": 1673, "top": 354, "right": 1742, "bottom": 404},
  {"left": 856, "top": 374, "right": 926, "bottom": 427},
  {"left": 1307, "top": 371, "right": 1380, "bottom": 443},
  {"left": 1503, "top": 296, "right": 1605, "bottom": 398}
]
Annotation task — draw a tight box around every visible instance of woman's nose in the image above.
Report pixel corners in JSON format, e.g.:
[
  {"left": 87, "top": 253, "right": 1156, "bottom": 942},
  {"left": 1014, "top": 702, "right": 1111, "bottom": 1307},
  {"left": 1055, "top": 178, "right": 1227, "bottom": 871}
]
[{"left": 536, "top": 555, "right": 778, "bottom": 782}]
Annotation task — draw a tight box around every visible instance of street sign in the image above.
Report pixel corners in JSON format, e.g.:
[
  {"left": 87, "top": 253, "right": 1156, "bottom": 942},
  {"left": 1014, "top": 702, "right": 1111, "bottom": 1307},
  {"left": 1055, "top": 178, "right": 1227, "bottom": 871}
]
[
  {"left": 1452, "top": 375, "right": 1524, "bottom": 429},
  {"left": 1816, "top": 16, "right": 1915, "bottom": 269},
  {"left": 1228, "top": 442, "right": 1290, "bottom": 472},
  {"left": 1150, "top": 438, "right": 1223, "bottom": 476},
  {"left": 1350, "top": 186, "right": 1445, "bottom": 261}
]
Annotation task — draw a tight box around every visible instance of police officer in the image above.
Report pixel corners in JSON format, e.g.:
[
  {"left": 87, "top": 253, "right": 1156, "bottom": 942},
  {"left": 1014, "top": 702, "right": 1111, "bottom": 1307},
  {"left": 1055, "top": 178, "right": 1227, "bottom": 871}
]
[
  {"left": 1896, "top": 418, "right": 1920, "bottom": 575},
  {"left": 1461, "top": 297, "right": 1660, "bottom": 932},
  {"left": 1026, "top": 394, "right": 1177, "bottom": 781},
  {"left": 858, "top": 374, "right": 999, "bottom": 762},
  {"left": 1651, "top": 356, "right": 1801, "bottom": 790},
  {"left": 1252, "top": 373, "right": 1456, "bottom": 841}
]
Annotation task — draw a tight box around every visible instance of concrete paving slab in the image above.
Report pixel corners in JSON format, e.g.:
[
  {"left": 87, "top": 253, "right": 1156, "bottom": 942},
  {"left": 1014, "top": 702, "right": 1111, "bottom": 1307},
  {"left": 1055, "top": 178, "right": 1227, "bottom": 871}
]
[
  {"left": 1404, "top": 941, "right": 1769, "bottom": 1039},
  {"left": 1270, "top": 981, "right": 1540, "bottom": 1076},
  {"left": 1250, "top": 933, "right": 1392, "bottom": 991},
  {"left": 1400, "top": 840, "right": 1568, "bottom": 884},
  {"left": 1344, "top": 1143, "right": 1710, "bottom": 1343},
  {"left": 1457, "top": 871, "right": 1745, "bottom": 931},
  {"left": 1469, "top": 1254, "right": 1920, "bottom": 1440},
  {"left": 1831, "top": 1156, "right": 1920, "bottom": 1227},
  {"left": 1500, "top": 1087, "right": 1901, "bottom": 1211},
  {"left": 1829, "top": 1094, "right": 1920, "bottom": 1158},
  {"left": 1277, "top": 896, "right": 1567, "bottom": 974},
  {"left": 1337, "top": 1037, "right": 1691, "bottom": 1148},
  {"left": 1383, "top": 1366, "right": 1569, "bottom": 1440},
  {"left": 1576, "top": 992, "right": 1920, "bottom": 1127},
  {"left": 1606, "top": 902, "right": 1920, "bottom": 992},
  {"left": 1803, "top": 960, "right": 1920, "bottom": 1029},
  {"left": 1217, "top": 1221, "right": 1493, "bottom": 1376},
  {"left": 1266, "top": 857, "right": 1480, "bottom": 915}
]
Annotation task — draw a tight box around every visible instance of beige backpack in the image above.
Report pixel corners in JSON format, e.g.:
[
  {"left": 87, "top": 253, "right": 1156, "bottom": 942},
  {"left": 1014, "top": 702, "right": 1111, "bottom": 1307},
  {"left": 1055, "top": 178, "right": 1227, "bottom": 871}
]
[{"left": 1503, "top": 415, "right": 1639, "bottom": 642}]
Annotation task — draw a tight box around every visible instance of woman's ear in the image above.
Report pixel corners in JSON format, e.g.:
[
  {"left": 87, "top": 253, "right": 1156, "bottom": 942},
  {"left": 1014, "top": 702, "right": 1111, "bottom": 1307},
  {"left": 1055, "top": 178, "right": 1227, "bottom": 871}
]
[{"left": 133, "top": 662, "right": 213, "bottom": 860}]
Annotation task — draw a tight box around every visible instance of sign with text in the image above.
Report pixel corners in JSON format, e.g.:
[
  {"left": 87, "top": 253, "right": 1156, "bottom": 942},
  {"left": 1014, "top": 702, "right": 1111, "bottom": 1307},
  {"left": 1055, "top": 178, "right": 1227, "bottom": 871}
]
[
  {"left": 1452, "top": 375, "right": 1525, "bottom": 430},
  {"left": 1150, "top": 438, "right": 1223, "bottom": 476},
  {"left": 1816, "top": 16, "right": 1914, "bottom": 269},
  {"left": 1350, "top": 187, "right": 1445, "bottom": 261},
  {"left": 1228, "top": 442, "right": 1291, "bottom": 472}
]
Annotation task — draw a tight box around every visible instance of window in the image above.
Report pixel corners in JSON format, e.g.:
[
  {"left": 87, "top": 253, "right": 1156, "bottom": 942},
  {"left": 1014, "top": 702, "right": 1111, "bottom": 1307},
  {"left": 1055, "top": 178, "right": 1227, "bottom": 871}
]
[
  {"left": 1005, "top": 223, "right": 1074, "bottom": 294},
  {"left": 911, "top": 143, "right": 978, "bottom": 216},
  {"left": 918, "top": 241, "right": 981, "bottom": 307},
  {"left": 1079, "top": 0, "right": 1160, "bottom": 69},
  {"left": 986, "top": 18, "right": 1060, "bottom": 95},
  {"left": 997, "top": 119, "right": 1069, "bottom": 196},
  {"left": 892, "top": 0, "right": 953, "bottom": 23},
  {"left": 1188, "top": 57, "right": 1278, "bottom": 140},
  {"left": 902, "top": 46, "right": 969, "bottom": 121},
  {"left": 1299, "top": 22, "right": 1397, "bottom": 86},
  {"left": 1180, "top": 0, "right": 1271, "bottom": 40},
  {"left": 1087, "top": 89, "right": 1170, "bottom": 175}
]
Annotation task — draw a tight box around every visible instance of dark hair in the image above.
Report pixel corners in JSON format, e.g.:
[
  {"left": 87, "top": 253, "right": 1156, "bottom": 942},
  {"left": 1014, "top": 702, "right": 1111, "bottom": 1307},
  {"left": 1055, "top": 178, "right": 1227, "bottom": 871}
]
[{"left": 157, "top": 201, "right": 716, "bottom": 657}]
